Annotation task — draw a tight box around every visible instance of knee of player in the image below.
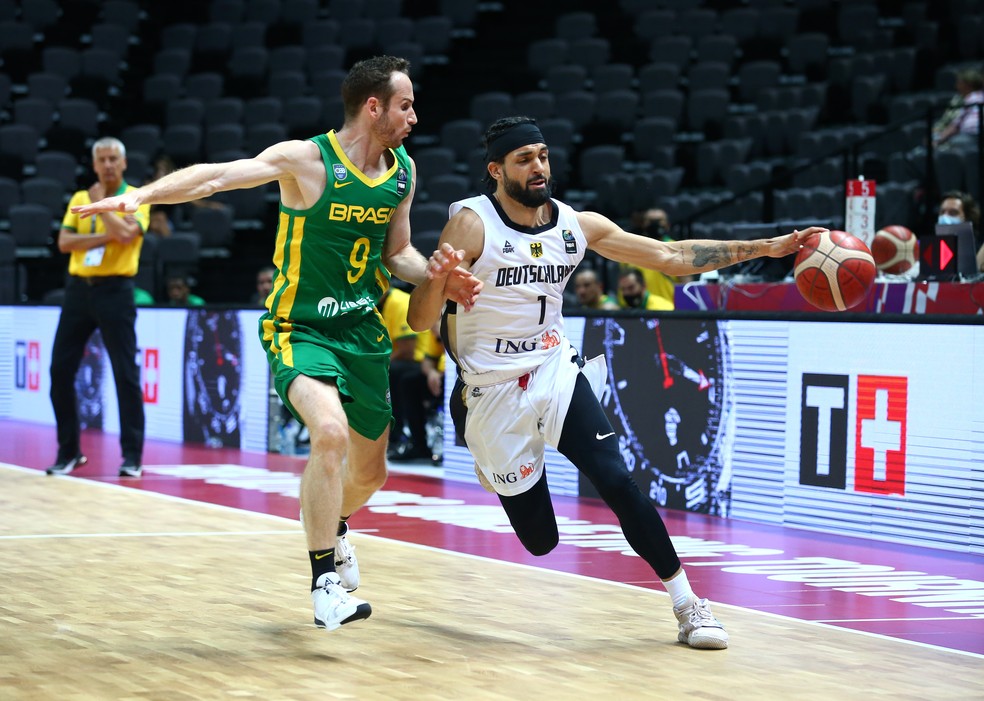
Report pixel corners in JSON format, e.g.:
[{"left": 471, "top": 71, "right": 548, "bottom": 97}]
[
  {"left": 592, "top": 461, "right": 639, "bottom": 500},
  {"left": 306, "top": 417, "right": 349, "bottom": 453},
  {"left": 349, "top": 460, "right": 388, "bottom": 492}
]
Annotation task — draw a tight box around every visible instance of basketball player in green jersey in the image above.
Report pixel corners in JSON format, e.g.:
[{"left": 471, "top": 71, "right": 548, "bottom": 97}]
[{"left": 72, "top": 56, "right": 482, "bottom": 632}]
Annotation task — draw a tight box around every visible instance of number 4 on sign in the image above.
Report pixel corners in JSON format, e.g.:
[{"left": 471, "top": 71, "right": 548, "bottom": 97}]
[{"left": 845, "top": 177, "right": 877, "bottom": 248}]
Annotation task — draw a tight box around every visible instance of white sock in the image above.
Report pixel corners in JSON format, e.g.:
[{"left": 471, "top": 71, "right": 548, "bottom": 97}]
[{"left": 662, "top": 569, "right": 696, "bottom": 609}]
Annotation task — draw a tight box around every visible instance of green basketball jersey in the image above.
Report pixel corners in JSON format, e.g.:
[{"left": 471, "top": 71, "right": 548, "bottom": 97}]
[{"left": 265, "top": 130, "right": 412, "bottom": 331}]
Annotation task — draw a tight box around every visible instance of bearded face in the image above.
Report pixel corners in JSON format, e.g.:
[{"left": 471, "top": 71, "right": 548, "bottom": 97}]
[{"left": 501, "top": 167, "right": 553, "bottom": 208}]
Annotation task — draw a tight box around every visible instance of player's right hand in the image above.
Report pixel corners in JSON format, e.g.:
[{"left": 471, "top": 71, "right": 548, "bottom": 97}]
[{"left": 72, "top": 193, "right": 140, "bottom": 218}]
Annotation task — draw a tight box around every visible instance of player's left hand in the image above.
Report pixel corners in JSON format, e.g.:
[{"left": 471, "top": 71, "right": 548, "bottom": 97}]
[
  {"left": 428, "top": 242, "right": 482, "bottom": 311},
  {"left": 424, "top": 242, "right": 463, "bottom": 280},
  {"left": 769, "top": 226, "right": 827, "bottom": 257}
]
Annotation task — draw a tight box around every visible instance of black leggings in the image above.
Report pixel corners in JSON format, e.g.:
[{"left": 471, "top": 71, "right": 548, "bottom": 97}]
[{"left": 498, "top": 374, "right": 682, "bottom": 579}]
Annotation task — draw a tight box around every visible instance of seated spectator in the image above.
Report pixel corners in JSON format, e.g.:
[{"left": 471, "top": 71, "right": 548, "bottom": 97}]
[
  {"left": 937, "top": 190, "right": 983, "bottom": 273},
  {"left": 618, "top": 267, "right": 673, "bottom": 311},
  {"left": 147, "top": 207, "right": 174, "bottom": 238},
  {"left": 934, "top": 69, "right": 983, "bottom": 153},
  {"left": 632, "top": 207, "right": 674, "bottom": 242},
  {"left": 628, "top": 208, "right": 692, "bottom": 298},
  {"left": 165, "top": 271, "right": 205, "bottom": 307},
  {"left": 573, "top": 268, "right": 619, "bottom": 310},
  {"left": 254, "top": 264, "right": 276, "bottom": 307}
]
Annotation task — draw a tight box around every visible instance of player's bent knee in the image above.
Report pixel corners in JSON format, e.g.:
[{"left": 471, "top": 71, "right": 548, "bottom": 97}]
[
  {"left": 306, "top": 419, "right": 348, "bottom": 454},
  {"left": 348, "top": 461, "right": 387, "bottom": 491},
  {"left": 588, "top": 461, "right": 633, "bottom": 496}
]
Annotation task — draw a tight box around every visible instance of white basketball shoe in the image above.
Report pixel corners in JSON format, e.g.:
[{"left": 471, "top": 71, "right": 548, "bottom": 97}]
[
  {"left": 673, "top": 598, "right": 729, "bottom": 649},
  {"left": 312, "top": 572, "right": 371, "bottom": 631}
]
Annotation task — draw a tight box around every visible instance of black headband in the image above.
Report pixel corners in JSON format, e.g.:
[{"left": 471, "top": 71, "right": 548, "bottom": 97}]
[{"left": 485, "top": 123, "right": 546, "bottom": 162}]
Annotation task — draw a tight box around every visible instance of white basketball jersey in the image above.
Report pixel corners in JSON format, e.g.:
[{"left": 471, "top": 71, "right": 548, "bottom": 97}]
[{"left": 444, "top": 194, "right": 587, "bottom": 386}]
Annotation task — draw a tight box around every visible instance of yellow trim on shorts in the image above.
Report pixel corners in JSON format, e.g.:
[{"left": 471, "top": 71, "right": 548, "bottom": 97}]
[{"left": 261, "top": 318, "right": 295, "bottom": 367}]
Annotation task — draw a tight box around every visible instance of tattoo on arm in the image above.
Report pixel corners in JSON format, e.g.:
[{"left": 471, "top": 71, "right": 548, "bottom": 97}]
[
  {"left": 692, "top": 243, "right": 733, "bottom": 267},
  {"left": 692, "top": 241, "right": 761, "bottom": 269}
]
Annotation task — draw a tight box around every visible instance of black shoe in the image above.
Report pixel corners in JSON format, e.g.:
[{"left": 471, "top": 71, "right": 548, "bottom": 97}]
[
  {"left": 119, "top": 459, "right": 142, "bottom": 478},
  {"left": 46, "top": 454, "right": 87, "bottom": 476}
]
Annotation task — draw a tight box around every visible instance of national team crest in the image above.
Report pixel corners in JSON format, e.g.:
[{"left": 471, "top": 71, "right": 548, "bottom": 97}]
[
  {"left": 333, "top": 164, "right": 347, "bottom": 181},
  {"left": 562, "top": 229, "right": 577, "bottom": 254},
  {"left": 530, "top": 242, "right": 544, "bottom": 258}
]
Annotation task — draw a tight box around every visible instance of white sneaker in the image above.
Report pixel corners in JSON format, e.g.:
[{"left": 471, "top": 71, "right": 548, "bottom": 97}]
[
  {"left": 312, "top": 572, "right": 371, "bottom": 631},
  {"left": 674, "top": 598, "right": 729, "bottom": 649},
  {"left": 334, "top": 524, "right": 360, "bottom": 592}
]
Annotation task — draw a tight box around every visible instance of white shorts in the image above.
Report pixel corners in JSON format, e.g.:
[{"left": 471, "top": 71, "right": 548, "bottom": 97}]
[{"left": 460, "top": 343, "right": 607, "bottom": 497}]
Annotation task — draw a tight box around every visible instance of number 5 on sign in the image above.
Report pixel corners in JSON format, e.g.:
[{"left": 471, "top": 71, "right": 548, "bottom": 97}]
[{"left": 845, "top": 178, "right": 876, "bottom": 248}]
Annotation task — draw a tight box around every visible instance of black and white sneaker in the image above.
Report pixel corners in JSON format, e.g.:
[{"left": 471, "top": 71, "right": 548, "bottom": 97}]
[
  {"left": 119, "top": 460, "right": 142, "bottom": 478},
  {"left": 312, "top": 572, "right": 371, "bottom": 631},
  {"left": 46, "top": 454, "right": 87, "bottom": 476}
]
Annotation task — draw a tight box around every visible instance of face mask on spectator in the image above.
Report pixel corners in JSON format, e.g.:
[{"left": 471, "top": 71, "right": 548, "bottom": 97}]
[{"left": 938, "top": 214, "right": 963, "bottom": 225}]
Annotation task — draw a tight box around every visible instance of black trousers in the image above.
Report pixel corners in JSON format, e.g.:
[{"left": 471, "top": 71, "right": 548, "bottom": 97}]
[
  {"left": 49, "top": 275, "right": 144, "bottom": 463},
  {"left": 389, "top": 358, "right": 420, "bottom": 443},
  {"left": 494, "top": 373, "right": 683, "bottom": 580}
]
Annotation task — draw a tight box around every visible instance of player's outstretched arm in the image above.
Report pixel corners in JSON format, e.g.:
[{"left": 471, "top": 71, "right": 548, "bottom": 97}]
[
  {"left": 580, "top": 210, "right": 823, "bottom": 275},
  {"left": 71, "top": 142, "right": 303, "bottom": 217}
]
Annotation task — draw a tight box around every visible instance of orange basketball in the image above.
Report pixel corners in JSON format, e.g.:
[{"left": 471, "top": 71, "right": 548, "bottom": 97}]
[
  {"left": 871, "top": 225, "right": 918, "bottom": 274},
  {"left": 794, "top": 230, "right": 876, "bottom": 311}
]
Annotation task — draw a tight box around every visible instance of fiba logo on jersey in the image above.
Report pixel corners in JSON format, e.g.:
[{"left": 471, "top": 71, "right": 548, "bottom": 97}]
[
  {"left": 317, "top": 297, "right": 340, "bottom": 317},
  {"left": 562, "top": 229, "right": 577, "bottom": 254}
]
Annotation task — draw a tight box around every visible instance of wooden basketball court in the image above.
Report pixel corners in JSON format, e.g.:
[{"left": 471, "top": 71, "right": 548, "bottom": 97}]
[{"left": 1, "top": 462, "right": 979, "bottom": 700}]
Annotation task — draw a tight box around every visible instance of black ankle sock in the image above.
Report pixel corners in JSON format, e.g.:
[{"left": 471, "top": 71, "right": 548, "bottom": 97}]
[
  {"left": 309, "top": 549, "right": 334, "bottom": 591},
  {"left": 337, "top": 516, "right": 349, "bottom": 537}
]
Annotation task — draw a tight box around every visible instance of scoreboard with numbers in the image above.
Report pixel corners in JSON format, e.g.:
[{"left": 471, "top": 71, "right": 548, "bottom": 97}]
[{"left": 844, "top": 178, "right": 876, "bottom": 247}]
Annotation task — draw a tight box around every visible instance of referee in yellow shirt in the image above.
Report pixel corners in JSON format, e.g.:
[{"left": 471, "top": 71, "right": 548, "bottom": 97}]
[{"left": 47, "top": 137, "right": 151, "bottom": 478}]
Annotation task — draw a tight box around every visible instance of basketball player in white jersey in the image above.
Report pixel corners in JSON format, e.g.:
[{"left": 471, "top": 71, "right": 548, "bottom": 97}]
[{"left": 408, "top": 116, "right": 824, "bottom": 649}]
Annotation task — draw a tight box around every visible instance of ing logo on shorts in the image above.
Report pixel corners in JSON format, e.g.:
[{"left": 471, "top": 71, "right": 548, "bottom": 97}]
[{"left": 490, "top": 462, "right": 535, "bottom": 486}]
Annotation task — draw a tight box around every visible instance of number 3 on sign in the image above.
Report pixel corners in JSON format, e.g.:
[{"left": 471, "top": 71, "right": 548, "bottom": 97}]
[{"left": 845, "top": 178, "right": 876, "bottom": 248}]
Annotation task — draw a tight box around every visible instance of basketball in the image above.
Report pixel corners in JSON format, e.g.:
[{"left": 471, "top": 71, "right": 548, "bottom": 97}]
[
  {"left": 871, "top": 225, "right": 918, "bottom": 274},
  {"left": 794, "top": 230, "right": 876, "bottom": 311}
]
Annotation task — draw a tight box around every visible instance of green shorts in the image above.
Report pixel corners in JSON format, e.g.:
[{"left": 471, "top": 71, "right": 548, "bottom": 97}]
[{"left": 259, "top": 313, "right": 392, "bottom": 440}]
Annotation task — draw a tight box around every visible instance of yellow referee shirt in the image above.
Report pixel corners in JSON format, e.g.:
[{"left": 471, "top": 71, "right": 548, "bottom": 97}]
[{"left": 61, "top": 182, "right": 150, "bottom": 277}]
